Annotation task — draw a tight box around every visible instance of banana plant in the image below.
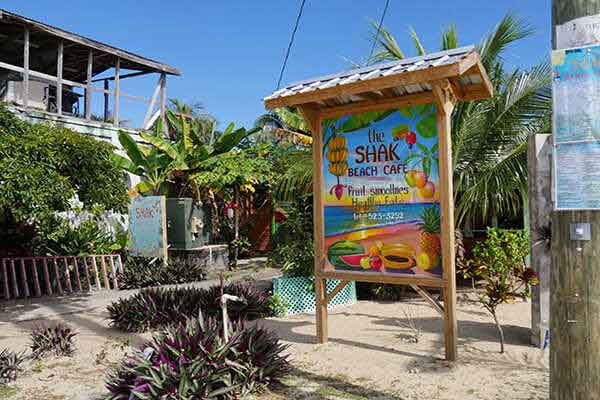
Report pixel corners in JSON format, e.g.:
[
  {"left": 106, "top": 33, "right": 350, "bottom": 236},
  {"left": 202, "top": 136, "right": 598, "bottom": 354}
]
[{"left": 112, "top": 113, "right": 259, "bottom": 196}]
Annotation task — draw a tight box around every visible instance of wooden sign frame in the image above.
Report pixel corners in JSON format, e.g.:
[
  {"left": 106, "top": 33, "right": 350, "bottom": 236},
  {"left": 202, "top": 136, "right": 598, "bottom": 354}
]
[{"left": 264, "top": 48, "right": 492, "bottom": 361}]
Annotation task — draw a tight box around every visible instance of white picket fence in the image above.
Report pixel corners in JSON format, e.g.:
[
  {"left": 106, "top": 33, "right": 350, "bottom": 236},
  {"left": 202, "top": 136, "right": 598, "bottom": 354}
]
[{"left": 1, "top": 254, "right": 123, "bottom": 300}]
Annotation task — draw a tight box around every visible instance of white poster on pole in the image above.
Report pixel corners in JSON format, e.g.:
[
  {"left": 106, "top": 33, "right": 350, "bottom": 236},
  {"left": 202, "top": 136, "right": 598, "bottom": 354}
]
[{"left": 556, "top": 15, "right": 600, "bottom": 49}]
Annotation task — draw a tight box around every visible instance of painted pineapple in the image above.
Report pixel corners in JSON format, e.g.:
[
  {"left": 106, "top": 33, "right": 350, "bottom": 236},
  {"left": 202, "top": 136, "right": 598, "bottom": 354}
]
[{"left": 417, "top": 206, "right": 441, "bottom": 269}]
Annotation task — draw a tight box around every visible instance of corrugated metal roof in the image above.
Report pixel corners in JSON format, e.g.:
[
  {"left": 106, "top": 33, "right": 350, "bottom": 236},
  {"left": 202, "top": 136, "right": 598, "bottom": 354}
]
[{"left": 265, "top": 46, "right": 475, "bottom": 101}]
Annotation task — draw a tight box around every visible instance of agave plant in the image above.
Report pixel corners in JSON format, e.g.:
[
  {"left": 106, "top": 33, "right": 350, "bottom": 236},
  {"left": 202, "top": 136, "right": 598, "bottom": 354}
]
[
  {"left": 105, "top": 317, "right": 289, "bottom": 399},
  {"left": 0, "top": 349, "right": 25, "bottom": 383},
  {"left": 30, "top": 323, "right": 77, "bottom": 358}
]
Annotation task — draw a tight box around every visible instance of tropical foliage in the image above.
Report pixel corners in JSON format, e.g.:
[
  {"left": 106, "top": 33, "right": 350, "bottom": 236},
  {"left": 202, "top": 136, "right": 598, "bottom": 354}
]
[
  {"left": 107, "top": 283, "right": 273, "bottom": 332},
  {"left": 114, "top": 111, "right": 258, "bottom": 197},
  {"left": 0, "top": 349, "right": 25, "bottom": 384},
  {"left": 467, "top": 228, "right": 537, "bottom": 353},
  {"left": 369, "top": 12, "right": 551, "bottom": 226},
  {"left": 30, "top": 323, "right": 78, "bottom": 358},
  {"left": 0, "top": 105, "right": 128, "bottom": 224},
  {"left": 117, "top": 256, "right": 206, "bottom": 290},
  {"left": 106, "top": 317, "right": 289, "bottom": 399}
]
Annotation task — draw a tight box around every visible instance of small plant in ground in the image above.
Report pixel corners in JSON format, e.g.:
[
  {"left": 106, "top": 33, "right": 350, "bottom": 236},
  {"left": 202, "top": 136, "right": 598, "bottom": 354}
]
[
  {"left": 267, "top": 291, "right": 289, "bottom": 316},
  {"left": 470, "top": 228, "right": 538, "bottom": 353},
  {"left": 105, "top": 317, "right": 289, "bottom": 399},
  {"left": 0, "top": 349, "right": 25, "bottom": 383},
  {"left": 107, "top": 283, "right": 274, "bottom": 332},
  {"left": 30, "top": 323, "right": 77, "bottom": 358},
  {"left": 397, "top": 308, "right": 422, "bottom": 343}
]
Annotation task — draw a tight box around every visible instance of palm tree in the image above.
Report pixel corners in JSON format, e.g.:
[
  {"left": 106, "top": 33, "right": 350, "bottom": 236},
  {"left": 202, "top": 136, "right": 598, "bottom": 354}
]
[{"left": 368, "top": 12, "right": 551, "bottom": 227}]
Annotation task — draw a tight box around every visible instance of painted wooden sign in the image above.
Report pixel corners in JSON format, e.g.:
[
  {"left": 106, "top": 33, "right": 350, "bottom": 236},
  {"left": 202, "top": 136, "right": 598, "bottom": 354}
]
[
  {"left": 128, "top": 196, "right": 168, "bottom": 259},
  {"left": 322, "top": 106, "right": 442, "bottom": 280}
]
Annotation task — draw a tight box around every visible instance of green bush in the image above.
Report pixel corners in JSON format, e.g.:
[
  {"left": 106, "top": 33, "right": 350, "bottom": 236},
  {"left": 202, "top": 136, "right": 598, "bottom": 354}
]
[
  {"left": 105, "top": 317, "right": 289, "bottom": 399},
  {"left": 117, "top": 256, "right": 206, "bottom": 290},
  {"left": 469, "top": 228, "right": 537, "bottom": 353},
  {"left": 0, "top": 105, "right": 128, "bottom": 224},
  {"left": 271, "top": 195, "right": 314, "bottom": 277},
  {"left": 107, "top": 283, "right": 273, "bottom": 332}
]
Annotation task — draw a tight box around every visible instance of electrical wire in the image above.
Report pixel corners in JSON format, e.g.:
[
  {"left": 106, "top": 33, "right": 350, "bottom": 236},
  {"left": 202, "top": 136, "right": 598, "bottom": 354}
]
[
  {"left": 367, "top": 0, "right": 391, "bottom": 65},
  {"left": 276, "top": 0, "right": 307, "bottom": 90}
]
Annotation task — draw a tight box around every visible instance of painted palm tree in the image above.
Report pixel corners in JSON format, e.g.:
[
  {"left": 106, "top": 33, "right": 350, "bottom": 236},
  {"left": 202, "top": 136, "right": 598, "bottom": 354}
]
[{"left": 368, "top": 13, "right": 551, "bottom": 226}]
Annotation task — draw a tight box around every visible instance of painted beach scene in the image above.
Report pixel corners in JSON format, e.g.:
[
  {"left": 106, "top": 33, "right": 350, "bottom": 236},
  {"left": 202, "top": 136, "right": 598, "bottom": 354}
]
[{"left": 322, "top": 104, "right": 442, "bottom": 278}]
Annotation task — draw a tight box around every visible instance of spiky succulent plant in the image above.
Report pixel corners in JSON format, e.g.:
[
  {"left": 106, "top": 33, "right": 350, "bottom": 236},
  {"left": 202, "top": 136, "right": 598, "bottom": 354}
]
[
  {"left": 30, "top": 323, "right": 77, "bottom": 358},
  {"left": 0, "top": 348, "right": 25, "bottom": 383},
  {"left": 105, "top": 317, "right": 289, "bottom": 399}
]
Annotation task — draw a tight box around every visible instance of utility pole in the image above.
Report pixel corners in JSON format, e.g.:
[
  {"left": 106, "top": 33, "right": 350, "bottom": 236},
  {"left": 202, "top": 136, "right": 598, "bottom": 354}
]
[{"left": 551, "top": 1, "right": 600, "bottom": 399}]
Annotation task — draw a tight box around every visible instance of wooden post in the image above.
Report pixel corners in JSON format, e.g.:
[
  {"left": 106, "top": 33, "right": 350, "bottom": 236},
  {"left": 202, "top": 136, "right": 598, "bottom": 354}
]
[
  {"left": 143, "top": 75, "right": 163, "bottom": 127},
  {"left": 91, "top": 256, "right": 101, "bottom": 289},
  {"left": 114, "top": 58, "right": 120, "bottom": 126},
  {"left": 56, "top": 41, "right": 63, "bottom": 115},
  {"left": 73, "top": 257, "right": 82, "bottom": 291},
  {"left": 10, "top": 260, "right": 18, "bottom": 298},
  {"left": 20, "top": 259, "right": 29, "bottom": 298},
  {"left": 298, "top": 105, "right": 329, "bottom": 343},
  {"left": 53, "top": 258, "right": 63, "bottom": 295},
  {"left": 82, "top": 257, "right": 92, "bottom": 290},
  {"left": 100, "top": 256, "right": 110, "bottom": 289},
  {"left": 42, "top": 258, "right": 52, "bottom": 296},
  {"left": 63, "top": 257, "right": 72, "bottom": 293},
  {"left": 159, "top": 72, "right": 167, "bottom": 135},
  {"left": 85, "top": 50, "right": 93, "bottom": 121},
  {"left": 2, "top": 259, "right": 10, "bottom": 300},
  {"left": 551, "top": 2, "right": 600, "bottom": 398},
  {"left": 109, "top": 256, "right": 118, "bottom": 289},
  {"left": 23, "top": 28, "right": 30, "bottom": 108},
  {"left": 31, "top": 258, "right": 41, "bottom": 297},
  {"left": 432, "top": 80, "right": 458, "bottom": 361},
  {"left": 103, "top": 80, "right": 109, "bottom": 122}
]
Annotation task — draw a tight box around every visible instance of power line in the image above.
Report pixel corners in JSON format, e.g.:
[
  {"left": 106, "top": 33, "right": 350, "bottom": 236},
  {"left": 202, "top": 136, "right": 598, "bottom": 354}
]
[
  {"left": 276, "top": 0, "right": 307, "bottom": 90},
  {"left": 367, "top": 0, "right": 391, "bottom": 65}
]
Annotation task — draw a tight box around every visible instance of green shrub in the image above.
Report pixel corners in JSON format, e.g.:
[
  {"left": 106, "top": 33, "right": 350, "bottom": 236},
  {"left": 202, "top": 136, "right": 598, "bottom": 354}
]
[
  {"left": 0, "top": 349, "right": 25, "bottom": 384},
  {"left": 117, "top": 257, "right": 206, "bottom": 290},
  {"left": 469, "top": 228, "right": 538, "bottom": 353},
  {"left": 107, "top": 283, "right": 273, "bottom": 332},
  {"left": 0, "top": 104, "right": 128, "bottom": 226},
  {"left": 30, "top": 323, "right": 77, "bottom": 358},
  {"left": 271, "top": 195, "right": 314, "bottom": 277},
  {"left": 105, "top": 317, "right": 289, "bottom": 399}
]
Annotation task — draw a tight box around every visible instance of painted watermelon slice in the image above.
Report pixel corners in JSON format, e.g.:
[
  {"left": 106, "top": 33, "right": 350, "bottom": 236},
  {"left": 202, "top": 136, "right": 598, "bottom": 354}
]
[{"left": 340, "top": 253, "right": 370, "bottom": 267}]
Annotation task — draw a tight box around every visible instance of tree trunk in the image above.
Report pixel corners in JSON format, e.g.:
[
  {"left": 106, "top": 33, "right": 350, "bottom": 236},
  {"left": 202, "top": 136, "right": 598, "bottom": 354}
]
[{"left": 491, "top": 310, "right": 505, "bottom": 354}]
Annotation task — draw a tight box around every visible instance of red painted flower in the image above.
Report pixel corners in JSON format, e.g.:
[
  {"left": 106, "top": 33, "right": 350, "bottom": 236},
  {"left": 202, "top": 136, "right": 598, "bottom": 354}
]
[{"left": 406, "top": 132, "right": 417, "bottom": 148}]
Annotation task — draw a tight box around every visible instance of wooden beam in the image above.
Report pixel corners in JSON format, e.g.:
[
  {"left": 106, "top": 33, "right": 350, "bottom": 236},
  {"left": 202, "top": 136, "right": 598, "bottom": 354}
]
[
  {"left": 325, "top": 280, "right": 349, "bottom": 303},
  {"left": 103, "top": 79, "right": 109, "bottom": 121},
  {"left": 23, "top": 28, "right": 29, "bottom": 108},
  {"left": 409, "top": 284, "right": 444, "bottom": 315},
  {"left": 56, "top": 41, "right": 63, "bottom": 115},
  {"left": 159, "top": 72, "right": 167, "bottom": 134},
  {"left": 143, "top": 74, "right": 163, "bottom": 127},
  {"left": 91, "top": 70, "right": 153, "bottom": 82},
  {"left": 265, "top": 61, "right": 464, "bottom": 109},
  {"left": 85, "top": 50, "right": 93, "bottom": 120},
  {"left": 298, "top": 104, "right": 328, "bottom": 343},
  {"left": 318, "top": 270, "right": 445, "bottom": 288},
  {"left": 114, "top": 58, "right": 120, "bottom": 126},
  {"left": 431, "top": 79, "right": 458, "bottom": 361},
  {"left": 320, "top": 91, "right": 435, "bottom": 119}
]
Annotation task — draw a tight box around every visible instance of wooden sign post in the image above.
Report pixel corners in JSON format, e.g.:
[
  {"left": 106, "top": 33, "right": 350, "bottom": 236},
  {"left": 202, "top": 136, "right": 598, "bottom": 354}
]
[{"left": 265, "top": 47, "right": 492, "bottom": 361}]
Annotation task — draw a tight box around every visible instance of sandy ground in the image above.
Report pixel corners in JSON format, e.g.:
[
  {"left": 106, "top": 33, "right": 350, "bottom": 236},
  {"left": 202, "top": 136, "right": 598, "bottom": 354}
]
[{"left": 0, "top": 293, "right": 549, "bottom": 400}]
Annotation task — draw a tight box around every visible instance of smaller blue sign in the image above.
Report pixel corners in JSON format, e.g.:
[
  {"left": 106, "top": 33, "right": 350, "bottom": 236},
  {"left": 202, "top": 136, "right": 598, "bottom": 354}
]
[{"left": 128, "top": 196, "right": 167, "bottom": 258}]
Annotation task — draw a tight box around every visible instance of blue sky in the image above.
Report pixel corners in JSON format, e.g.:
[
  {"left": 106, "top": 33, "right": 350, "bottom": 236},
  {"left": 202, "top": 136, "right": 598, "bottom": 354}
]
[{"left": 3, "top": 0, "right": 550, "bottom": 128}]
